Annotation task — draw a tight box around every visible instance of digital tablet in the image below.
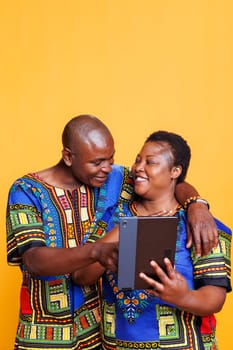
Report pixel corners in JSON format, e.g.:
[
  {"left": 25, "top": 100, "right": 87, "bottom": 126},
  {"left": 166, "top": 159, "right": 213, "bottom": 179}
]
[{"left": 118, "top": 216, "right": 178, "bottom": 290}]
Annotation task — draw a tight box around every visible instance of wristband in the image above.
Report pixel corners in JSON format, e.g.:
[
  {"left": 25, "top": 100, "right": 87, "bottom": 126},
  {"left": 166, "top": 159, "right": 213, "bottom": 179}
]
[{"left": 183, "top": 196, "right": 210, "bottom": 211}]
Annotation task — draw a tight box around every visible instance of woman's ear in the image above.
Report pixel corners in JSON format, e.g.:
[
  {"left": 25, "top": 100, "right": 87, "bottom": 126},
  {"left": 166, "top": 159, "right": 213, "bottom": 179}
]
[
  {"left": 171, "top": 166, "right": 182, "bottom": 180},
  {"left": 62, "top": 147, "right": 72, "bottom": 167}
]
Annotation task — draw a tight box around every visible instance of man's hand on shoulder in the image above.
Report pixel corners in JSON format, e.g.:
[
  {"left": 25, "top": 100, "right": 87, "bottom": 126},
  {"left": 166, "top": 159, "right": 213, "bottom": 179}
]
[{"left": 186, "top": 202, "right": 218, "bottom": 257}]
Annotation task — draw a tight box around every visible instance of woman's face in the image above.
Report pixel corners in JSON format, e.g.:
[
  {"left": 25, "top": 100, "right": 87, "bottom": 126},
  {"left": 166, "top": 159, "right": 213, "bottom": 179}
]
[{"left": 131, "top": 141, "right": 179, "bottom": 200}]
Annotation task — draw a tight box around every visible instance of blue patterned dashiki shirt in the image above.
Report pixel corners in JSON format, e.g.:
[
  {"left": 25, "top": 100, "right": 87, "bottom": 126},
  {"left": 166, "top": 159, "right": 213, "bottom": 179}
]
[
  {"left": 6, "top": 165, "right": 133, "bottom": 350},
  {"left": 88, "top": 202, "right": 231, "bottom": 350}
]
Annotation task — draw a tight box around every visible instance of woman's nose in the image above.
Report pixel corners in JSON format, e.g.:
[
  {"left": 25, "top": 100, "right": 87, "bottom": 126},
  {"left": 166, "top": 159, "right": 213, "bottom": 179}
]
[{"left": 134, "top": 161, "right": 144, "bottom": 172}]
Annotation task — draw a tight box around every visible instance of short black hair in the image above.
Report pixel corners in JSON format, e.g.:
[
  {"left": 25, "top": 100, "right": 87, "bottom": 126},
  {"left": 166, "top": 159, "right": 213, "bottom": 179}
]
[{"left": 146, "top": 130, "right": 191, "bottom": 183}]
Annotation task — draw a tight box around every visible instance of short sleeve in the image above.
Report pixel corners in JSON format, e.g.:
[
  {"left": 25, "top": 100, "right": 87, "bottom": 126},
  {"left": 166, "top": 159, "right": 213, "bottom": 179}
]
[
  {"left": 192, "top": 219, "right": 232, "bottom": 292},
  {"left": 6, "top": 179, "right": 46, "bottom": 265}
]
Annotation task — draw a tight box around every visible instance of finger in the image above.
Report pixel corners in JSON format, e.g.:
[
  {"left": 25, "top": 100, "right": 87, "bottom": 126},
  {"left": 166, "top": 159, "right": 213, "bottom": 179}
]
[
  {"left": 186, "top": 203, "right": 219, "bottom": 257},
  {"left": 163, "top": 258, "right": 176, "bottom": 278},
  {"left": 149, "top": 260, "right": 169, "bottom": 283},
  {"left": 186, "top": 225, "right": 193, "bottom": 249},
  {"left": 188, "top": 226, "right": 201, "bottom": 257},
  {"left": 139, "top": 272, "right": 160, "bottom": 291},
  {"left": 106, "top": 259, "right": 118, "bottom": 273},
  {"left": 146, "top": 286, "right": 160, "bottom": 297},
  {"left": 201, "top": 235, "right": 213, "bottom": 256},
  {"left": 204, "top": 219, "right": 219, "bottom": 249},
  {"left": 201, "top": 228, "right": 218, "bottom": 256},
  {"left": 196, "top": 223, "right": 215, "bottom": 256}
]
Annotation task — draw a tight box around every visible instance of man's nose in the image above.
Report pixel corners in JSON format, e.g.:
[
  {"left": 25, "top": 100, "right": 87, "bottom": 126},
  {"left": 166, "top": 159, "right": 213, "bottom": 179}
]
[{"left": 101, "top": 160, "right": 112, "bottom": 173}]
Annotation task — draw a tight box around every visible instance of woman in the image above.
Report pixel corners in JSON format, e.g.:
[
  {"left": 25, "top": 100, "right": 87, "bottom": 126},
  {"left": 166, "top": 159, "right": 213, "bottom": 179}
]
[{"left": 73, "top": 131, "right": 231, "bottom": 350}]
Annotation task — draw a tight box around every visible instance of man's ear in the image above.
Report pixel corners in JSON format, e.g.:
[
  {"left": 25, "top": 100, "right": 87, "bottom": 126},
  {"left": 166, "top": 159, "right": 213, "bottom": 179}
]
[
  {"left": 62, "top": 147, "right": 72, "bottom": 167},
  {"left": 171, "top": 166, "right": 182, "bottom": 180}
]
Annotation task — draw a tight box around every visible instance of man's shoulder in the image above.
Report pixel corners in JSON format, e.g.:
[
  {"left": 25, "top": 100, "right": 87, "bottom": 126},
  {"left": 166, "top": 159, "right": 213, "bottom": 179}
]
[
  {"left": 107, "top": 164, "right": 132, "bottom": 184},
  {"left": 8, "top": 173, "right": 45, "bottom": 200},
  {"left": 11, "top": 173, "right": 38, "bottom": 186},
  {"left": 103, "top": 165, "right": 134, "bottom": 203},
  {"left": 111, "top": 164, "right": 129, "bottom": 172}
]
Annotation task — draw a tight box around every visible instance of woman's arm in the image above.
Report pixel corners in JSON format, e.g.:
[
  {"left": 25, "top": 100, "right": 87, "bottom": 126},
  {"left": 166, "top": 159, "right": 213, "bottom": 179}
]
[
  {"left": 139, "top": 258, "right": 226, "bottom": 316},
  {"left": 175, "top": 181, "right": 218, "bottom": 256},
  {"left": 72, "top": 226, "right": 119, "bottom": 285}
]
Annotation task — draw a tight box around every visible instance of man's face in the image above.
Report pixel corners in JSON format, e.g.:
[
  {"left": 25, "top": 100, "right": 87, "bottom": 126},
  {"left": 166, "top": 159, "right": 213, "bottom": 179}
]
[{"left": 65, "top": 131, "right": 115, "bottom": 187}]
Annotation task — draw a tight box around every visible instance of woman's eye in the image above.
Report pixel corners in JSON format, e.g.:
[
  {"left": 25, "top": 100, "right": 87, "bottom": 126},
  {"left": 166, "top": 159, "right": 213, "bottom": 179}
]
[{"left": 147, "top": 160, "right": 158, "bottom": 165}]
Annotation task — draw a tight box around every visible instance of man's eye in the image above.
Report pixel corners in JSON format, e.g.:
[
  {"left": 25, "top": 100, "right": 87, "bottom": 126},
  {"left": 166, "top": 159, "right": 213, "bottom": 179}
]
[{"left": 93, "top": 161, "right": 102, "bottom": 166}]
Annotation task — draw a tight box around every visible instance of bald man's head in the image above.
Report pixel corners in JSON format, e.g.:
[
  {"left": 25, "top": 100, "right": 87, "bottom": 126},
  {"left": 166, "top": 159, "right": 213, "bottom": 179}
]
[
  {"left": 61, "top": 115, "right": 115, "bottom": 187},
  {"left": 62, "top": 114, "right": 112, "bottom": 149}
]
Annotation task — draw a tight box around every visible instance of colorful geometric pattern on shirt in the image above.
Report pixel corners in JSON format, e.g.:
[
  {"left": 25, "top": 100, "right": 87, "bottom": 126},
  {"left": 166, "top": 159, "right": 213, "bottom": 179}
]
[
  {"left": 97, "top": 205, "right": 231, "bottom": 350},
  {"left": 200, "top": 315, "right": 218, "bottom": 350},
  {"left": 104, "top": 271, "right": 153, "bottom": 324},
  {"left": 15, "top": 279, "right": 101, "bottom": 347},
  {"left": 86, "top": 167, "right": 134, "bottom": 244},
  {"left": 94, "top": 167, "right": 133, "bottom": 220},
  {"left": 101, "top": 301, "right": 204, "bottom": 350},
  {"left": 7, "top": 175, "right": 101, "bottom": 349},
  {"left": 201, "top": 333, "right": 218, "bottom": 350},
  {"left": 55, "top": 187, "right": 78, "bottom": 247},
  {"left": 116, "top": 339, "right": 160, "bottom": 349},
  {"left": 116, "top": 289, "right": 153, "bottom": 324},
  {"left": 158, "top": 306, "right": 204, "bottom": 349},
  {"left": 87, "top": 219, "right": 109, "bottom": 242},
  {"left": 54, "top": 185, "right": 94, "bottom": 246},
  {"left": 76, "top": 185, "right": 94, "bottom": 242},
  {"left": 7, "top": 204, "right": 44, "bottom": 263},
  {"left": 192, "top": 229, "right": 231, "bottom": 288},
  {"left": 32, "top": 278, "right": 71, "bottom": 322},
  {"left": 16, "top": 323, "right": 101, "bottom": 348},
  {"left": 101, "top": 214, "right": 187, "bottom": 324},
  {"left": 101, "top": 300, "right": 116, "bottom": 350},
  {"left": 118, "top": 170, "right": 134, "bottom": 202},
  {"left": 88, "top": 202, "right": 125, "bottom": 243},
  {"left": 102, "top": 301, "right": 116, "bottom": 338},
  {"left": 7, "top": 188, "right": 95, "bottom": 268}
]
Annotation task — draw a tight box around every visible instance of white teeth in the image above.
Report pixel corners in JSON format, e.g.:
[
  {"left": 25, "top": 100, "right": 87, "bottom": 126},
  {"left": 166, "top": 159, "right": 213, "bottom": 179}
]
[{"left": 135, "top": 176, "right": 147, "bottom": 182}]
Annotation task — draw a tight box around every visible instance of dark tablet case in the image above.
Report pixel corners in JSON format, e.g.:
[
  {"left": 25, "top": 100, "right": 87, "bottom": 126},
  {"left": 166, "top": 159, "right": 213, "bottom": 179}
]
[{"left": 118, "top": 216, "right": 178, "bottom": 290}]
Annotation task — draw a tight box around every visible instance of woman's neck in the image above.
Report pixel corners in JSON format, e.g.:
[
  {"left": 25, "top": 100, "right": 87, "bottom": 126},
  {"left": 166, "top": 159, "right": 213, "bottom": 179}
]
[{"left": 134, "top": 195, "right": 179, "bottom": 216}]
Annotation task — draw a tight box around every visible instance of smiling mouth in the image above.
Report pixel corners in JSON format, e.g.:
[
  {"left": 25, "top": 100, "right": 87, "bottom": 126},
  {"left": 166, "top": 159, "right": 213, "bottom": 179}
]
[
  {"left": 95, "top": 175, "right": 108, "bottom": 183},
  {"left": 134, "top": 176, "right": 148, "bottom": 182}
]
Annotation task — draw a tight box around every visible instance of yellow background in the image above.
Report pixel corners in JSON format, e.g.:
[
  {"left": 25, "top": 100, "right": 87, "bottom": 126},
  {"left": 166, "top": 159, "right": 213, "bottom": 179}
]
[{"left": 1, "top": 0, "right": 232, "bottom": 348}]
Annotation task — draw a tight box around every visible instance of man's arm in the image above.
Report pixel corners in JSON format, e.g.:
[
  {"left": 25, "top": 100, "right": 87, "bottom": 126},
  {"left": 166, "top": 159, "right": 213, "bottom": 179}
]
[
  {"left": 72, "top": 226, "right": 119, "bottom": 285},
  {"left": 175, "top": 181, "right": 218, "bottom": 256},
  {"left": 22, "top": 241, "right": 118, "bottom": 276}
]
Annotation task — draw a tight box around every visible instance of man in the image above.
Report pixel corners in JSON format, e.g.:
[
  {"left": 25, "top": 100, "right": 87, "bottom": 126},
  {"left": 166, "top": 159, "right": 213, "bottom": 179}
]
[{"left": 6, "top": 115, "right": 217, "bottom": 349}]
